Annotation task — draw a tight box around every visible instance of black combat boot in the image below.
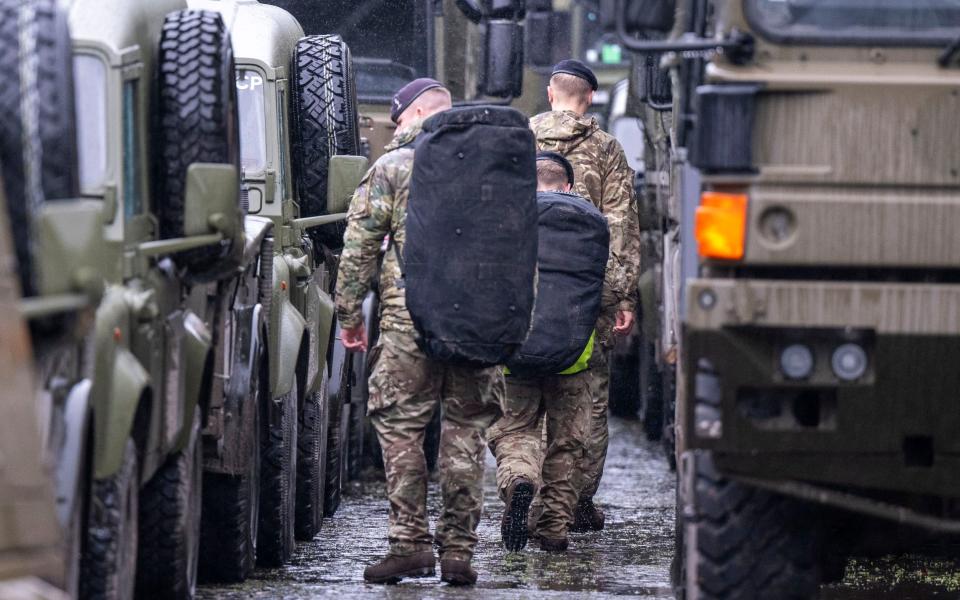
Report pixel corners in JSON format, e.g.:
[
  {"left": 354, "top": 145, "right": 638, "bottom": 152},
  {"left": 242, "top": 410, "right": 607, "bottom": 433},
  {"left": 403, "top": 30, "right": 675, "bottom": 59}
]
[
  {"left": 539, "top": 537, "right": 569, "bottom": 552},
  {"left": 501, "top": 478, "right": 535, "bottom": 551},
  {"left": 440, "top": 558, "right": 478, "bottom": 586},
  {"left": 571, "top": 497, "right": 605, "bottom": 532},
  {"left": 363, "top": 550, "right": 436, "bottom": 584}
]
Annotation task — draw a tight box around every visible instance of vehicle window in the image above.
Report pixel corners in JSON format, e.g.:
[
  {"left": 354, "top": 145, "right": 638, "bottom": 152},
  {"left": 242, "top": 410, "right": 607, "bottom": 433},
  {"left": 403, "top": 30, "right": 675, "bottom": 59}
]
[
  {"left": 122, "top": 81, "right": 142, "bottom": 217},
  {"left": 74, "top": 54, "right": 108, "bottom": 191},
  {"left": 237, "top": 69, "right": 267, "bottom": 172},
  {"left": 610, "top": 117, "right": 645, "bottom": 172},
  {"left": 277, "top": 87, "right": 289, "bottom": 199},
  {"left": 746, "top": 0, "right": 960, "bottom": 45}
]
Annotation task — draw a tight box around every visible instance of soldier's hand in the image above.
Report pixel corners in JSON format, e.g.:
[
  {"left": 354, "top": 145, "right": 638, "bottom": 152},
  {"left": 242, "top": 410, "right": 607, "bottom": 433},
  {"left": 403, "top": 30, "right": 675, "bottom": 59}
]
[
  {"left": 342, "top": 323, "right": 368, "bottom": 352},
  {"left": 613, "top": 310, "right": 635, "bottom": 336}
]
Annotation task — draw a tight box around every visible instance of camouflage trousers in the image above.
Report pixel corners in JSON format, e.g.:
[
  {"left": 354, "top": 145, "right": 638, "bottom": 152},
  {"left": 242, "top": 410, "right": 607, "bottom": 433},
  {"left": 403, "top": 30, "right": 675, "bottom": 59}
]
[
  {"left": 569, "top": 348, "right": 610, "bottom": 501},
  {"left": 367, "top": 331, "right": 502, "bottom": 561},
  {"left": 488, "top": 371, "right": 591, "bottom": 539}
]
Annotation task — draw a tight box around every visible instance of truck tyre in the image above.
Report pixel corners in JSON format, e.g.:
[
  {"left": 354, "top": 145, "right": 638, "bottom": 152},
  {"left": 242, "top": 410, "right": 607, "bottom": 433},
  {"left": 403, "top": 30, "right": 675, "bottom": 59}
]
[
  {"left": 199, "top": 384, "right": 260, "bottom": 583},
  {"left": 639, "top": 337, "right": 664, "bottom": 441},
  {"left": 155, "top": 10, "right": 241, "bottom": 272},
  {"left": 678, "top": 451, "right": 821, "bottom": 600},
  {"left": 324, "top": 331, "right": 350, "bottom": 516},
  {"left": 257, "top": 382, "right": 298, "bottom": 566},
  {"left": 0, "top": 0, "right": 79, "bottom": 296},
  {"left": 81, "top": 439, "right": 138, "bottom": 600},
  {"left": 136, "top": 411, "right": 202, "bottom": 599},
  {"left": 663, "top": 365, "right": 677, "bottom": 471},
  {"left": 290, "top": 34, "right": 360, "bottom": 249},
  {"left": 295, "top": 373, "right": 329, "bottom": 541},
  {"left": 609, "top": 331, "right": 641, "bottom": 419}
]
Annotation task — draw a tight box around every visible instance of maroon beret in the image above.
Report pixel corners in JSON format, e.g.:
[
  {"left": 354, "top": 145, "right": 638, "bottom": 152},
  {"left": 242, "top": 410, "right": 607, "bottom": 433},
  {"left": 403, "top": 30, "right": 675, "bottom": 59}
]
[{"left": 391, "top": 77, "right": 445, "bottom": 124}]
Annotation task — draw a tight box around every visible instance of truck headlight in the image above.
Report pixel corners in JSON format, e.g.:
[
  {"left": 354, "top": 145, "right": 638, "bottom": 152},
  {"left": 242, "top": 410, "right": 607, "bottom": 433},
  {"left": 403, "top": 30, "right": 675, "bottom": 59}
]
[
  {"left": 831, "top": 344, "right": 867, "bottom": 381},
  {"left": 780, "top": 344, "right": 814, "bottom": 380}
]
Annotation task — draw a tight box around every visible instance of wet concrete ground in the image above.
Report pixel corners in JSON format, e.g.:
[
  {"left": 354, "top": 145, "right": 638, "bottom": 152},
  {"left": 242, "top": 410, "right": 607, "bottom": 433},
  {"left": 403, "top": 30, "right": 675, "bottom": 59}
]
[{"left": 199, "top": 417, "right": 960, "bottom": 599}]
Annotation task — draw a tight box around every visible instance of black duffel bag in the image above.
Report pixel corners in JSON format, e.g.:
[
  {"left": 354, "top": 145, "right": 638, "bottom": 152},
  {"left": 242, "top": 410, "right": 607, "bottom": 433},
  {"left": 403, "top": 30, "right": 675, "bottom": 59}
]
[
  {"left": 506, "top": 191, "right": 609, "bottom": 377},
  {"left": 404, "top": 105, "right": 538, "bottom": 367}
]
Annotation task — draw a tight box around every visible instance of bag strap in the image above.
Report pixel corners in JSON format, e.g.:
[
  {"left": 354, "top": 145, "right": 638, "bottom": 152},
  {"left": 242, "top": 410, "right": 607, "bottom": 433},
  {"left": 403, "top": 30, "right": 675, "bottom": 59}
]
[{"left": 387, "top": 235, "right": 405, "bottom": 278}]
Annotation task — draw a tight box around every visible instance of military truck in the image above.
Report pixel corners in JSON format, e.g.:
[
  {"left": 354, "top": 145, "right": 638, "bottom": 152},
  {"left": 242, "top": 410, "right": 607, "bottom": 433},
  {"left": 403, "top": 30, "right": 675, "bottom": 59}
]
[
  {"left": 64, "top": 0, "right": 269, "bottom": 596},
  {"left": 186, "top": 0, "right": 367, "bottom": 571},
  {"left": 618, "top": 0, "right": 960, "bottom": 597}
]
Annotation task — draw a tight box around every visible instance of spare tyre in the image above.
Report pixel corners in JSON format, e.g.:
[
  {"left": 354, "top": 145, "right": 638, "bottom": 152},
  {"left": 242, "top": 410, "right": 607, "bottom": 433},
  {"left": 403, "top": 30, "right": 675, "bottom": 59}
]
[
  {"left": 155, "top": 10, "right": 242, "bottom": 275},
  {"left": 290, "top": 34, "right": 361, "bottom": 250},
  {"left": 0, "top": 0, "right": 79, "bottom": 297}
]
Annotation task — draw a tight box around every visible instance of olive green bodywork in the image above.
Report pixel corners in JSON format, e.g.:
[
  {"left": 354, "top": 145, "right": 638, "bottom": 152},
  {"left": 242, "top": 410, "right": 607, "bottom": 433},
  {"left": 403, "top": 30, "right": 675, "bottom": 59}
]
[
  {"left": 67, "top": 0, "right": 249, "bottom": 484},
  {"left": 628, "top": 1, "right": 960, "bottom": 528},
  {"left": 189, "top": 0, "right": 355, "bottom": 408}
]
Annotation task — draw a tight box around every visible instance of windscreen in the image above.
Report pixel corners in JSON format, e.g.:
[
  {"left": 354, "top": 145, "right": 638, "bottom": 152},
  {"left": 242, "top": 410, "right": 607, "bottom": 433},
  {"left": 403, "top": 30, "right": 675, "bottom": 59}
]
[
  {"left": 74, "top": 54, "right": 108, "bottom": 191},
  {"left": 237, "top": 69, "right": 267, "bottom": 173},
  {"left": 746, "top": 0, "right": 960, "bottom": 44}
]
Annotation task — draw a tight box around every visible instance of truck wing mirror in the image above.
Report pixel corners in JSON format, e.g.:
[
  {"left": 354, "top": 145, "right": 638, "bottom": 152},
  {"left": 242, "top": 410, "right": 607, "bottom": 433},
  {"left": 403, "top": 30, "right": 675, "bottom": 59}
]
[
  {"left": 480, "top": 19, "right": 524, "bottom": 98},
  {"left": 184, "top": 163, "right": 241, "bottom": 238},
  {"left": 326, "top": 155, "right": 369, "bottom": 215}
]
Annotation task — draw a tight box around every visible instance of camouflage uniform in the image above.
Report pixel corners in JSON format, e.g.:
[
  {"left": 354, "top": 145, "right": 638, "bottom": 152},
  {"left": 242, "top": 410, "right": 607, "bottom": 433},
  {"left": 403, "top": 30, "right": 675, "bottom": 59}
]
[
  {"left": 335, "top": 123, "right": 501, "bottom": 562},
  {"left": 531, "top": 110, "right": 641, "bottom": 501},
  {"left": 488, "top": 371, "right": 590, "bottom": 539}
]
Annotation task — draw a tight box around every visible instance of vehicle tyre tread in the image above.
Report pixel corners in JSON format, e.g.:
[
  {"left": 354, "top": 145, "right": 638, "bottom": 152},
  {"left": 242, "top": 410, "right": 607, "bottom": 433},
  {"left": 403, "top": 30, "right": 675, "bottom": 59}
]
[
  {"left": 683, "top": 451, "right": 820, "bottom": 600},
  {"left": 291, "top": 34, "right": 360, "bottom": 249},
  {"left": 155, "top": 9, "right": 241, "bottom": 271},
  {"left": 257, "top": 384, "right": 297, "bottom": 566},
  {"left": 136, "top": 413, "right": 202, "bottom": 599}
]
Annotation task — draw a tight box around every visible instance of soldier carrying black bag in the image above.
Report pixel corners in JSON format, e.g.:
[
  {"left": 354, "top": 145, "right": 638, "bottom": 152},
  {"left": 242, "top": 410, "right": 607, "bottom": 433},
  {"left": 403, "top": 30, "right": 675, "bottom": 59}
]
[
  {"left": 488, "top": 152, "right": 610, "bottom": 553},
  {"left": 335, "top": 78, "right": 539, "bottom": 586}
]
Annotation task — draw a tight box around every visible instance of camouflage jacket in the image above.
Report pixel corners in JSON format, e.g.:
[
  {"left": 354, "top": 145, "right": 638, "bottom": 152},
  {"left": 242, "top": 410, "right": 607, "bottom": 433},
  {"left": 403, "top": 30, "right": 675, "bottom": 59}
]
[
  {"left": 335, "top": 124, "right": 421, "bottom": 334},
  {"left": 530, "top": 110, "right": 641, "bottom": 345}
]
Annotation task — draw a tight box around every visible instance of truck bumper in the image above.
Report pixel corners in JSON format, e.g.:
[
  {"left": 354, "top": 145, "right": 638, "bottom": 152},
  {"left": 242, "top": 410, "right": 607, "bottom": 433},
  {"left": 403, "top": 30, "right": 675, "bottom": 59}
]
[{"left": 683, "top": 278, "right": 960, "bottom": 498}]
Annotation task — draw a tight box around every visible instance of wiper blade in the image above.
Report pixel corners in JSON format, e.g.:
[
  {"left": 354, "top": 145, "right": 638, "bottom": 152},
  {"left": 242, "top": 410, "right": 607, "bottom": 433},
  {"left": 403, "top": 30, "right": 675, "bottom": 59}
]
[{"left": 938, "top": 35, "right": 960, "bottom": 67}]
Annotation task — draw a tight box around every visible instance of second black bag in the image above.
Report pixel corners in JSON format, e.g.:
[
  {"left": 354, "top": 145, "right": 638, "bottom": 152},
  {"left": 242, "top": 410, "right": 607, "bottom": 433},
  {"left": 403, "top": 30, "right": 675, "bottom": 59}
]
[
  {"left": 505, "top": 191, "right": 610, "bottom": 377},
  {"left": 404, "top": 106, "right": 538, "bottom": 367}
]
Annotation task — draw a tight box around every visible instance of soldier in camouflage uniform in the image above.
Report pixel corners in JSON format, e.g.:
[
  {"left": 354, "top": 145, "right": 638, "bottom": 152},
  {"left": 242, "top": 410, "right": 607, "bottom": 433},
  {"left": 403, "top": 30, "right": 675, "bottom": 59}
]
[
  {"left": 529, "top": 60, "right": 641, "bottom": 532},
  {"left": 335, "top": 78, "right": 502, "bottom": 587},
  {"left": 488, "top": 153, "right": 593, "bottom": 553}
]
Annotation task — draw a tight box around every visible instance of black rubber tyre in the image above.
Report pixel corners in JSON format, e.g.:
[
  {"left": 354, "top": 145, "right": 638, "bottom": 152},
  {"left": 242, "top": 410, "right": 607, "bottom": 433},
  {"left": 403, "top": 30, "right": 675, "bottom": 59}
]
[
  {"left": 609, "top": 332, "right": 641, "bottom": 419},
  {"left": 155, "top": 10, "right": 241, "bottom": 271},
  {"left": 290, "top": 34, "right": 360, "bottom": 249},
  {"left": 295, "top": 372, "right": 329, "bottom": 541},
  {"left": 678, "top": 450, "right": 821, "bottom": 600},
  {"left": 324, "top": 330, "right": 350, "bottom": 516},
  {"left": 639, "top": 337, "right": 664, "bottom": 441},
  {"left": 257, "top": 381, "right": 298, "bottom": 566},
  {"left": 198, "top": 380, "right": 261, "bottom": 583},
  {"left": 80, "top": 439, "right": 138, "bottom": 600},
  {"left": 136, "top": 411, "right": 202, "bottom": 599},
  {"left": 0, "top": 0, "right": 79, "bottom": 296}
]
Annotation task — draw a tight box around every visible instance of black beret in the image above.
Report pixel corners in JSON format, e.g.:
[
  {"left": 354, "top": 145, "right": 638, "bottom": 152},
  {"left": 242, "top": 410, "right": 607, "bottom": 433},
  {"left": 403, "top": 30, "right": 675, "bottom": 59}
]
[
  {"left": 551, "top": 59, "right": 599, "bottom": 91},
  {"left": 391, "top": 77, "right": 445, "bottom": 124},
  {"left": 536, "top": 151, "right": 575, "bottom": 187}
]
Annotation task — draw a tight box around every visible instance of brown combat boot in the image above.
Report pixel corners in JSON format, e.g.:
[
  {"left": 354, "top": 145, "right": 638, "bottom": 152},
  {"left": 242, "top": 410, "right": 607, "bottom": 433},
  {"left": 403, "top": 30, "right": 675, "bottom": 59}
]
[
  {"left": 440, "top": 558, "right": 477, "bottom": 586},
  {"left": 539, "top": 537, "right": 569, "bottom": 552},
  {"left": 363, "top": 550, "right": 436, "bottom": 584},
  {"left": 501, "top": 478, "right": 535, "bottom": 552},
  {"left": 570, "top": 497, "right": 605, "bottom": 532}
]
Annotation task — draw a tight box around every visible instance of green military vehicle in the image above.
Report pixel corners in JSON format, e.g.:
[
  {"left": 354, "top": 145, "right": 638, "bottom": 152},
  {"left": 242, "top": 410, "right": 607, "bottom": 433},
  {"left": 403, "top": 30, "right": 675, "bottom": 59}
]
[
  {"left": 188, "top": 0, "right": 368, "bottom": 570},
  {"left": 618, "top": 0, "right": 960, "bottom": 596},
  {"left": 64, "top": 0, "right": 270, "bottom": 596}
]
